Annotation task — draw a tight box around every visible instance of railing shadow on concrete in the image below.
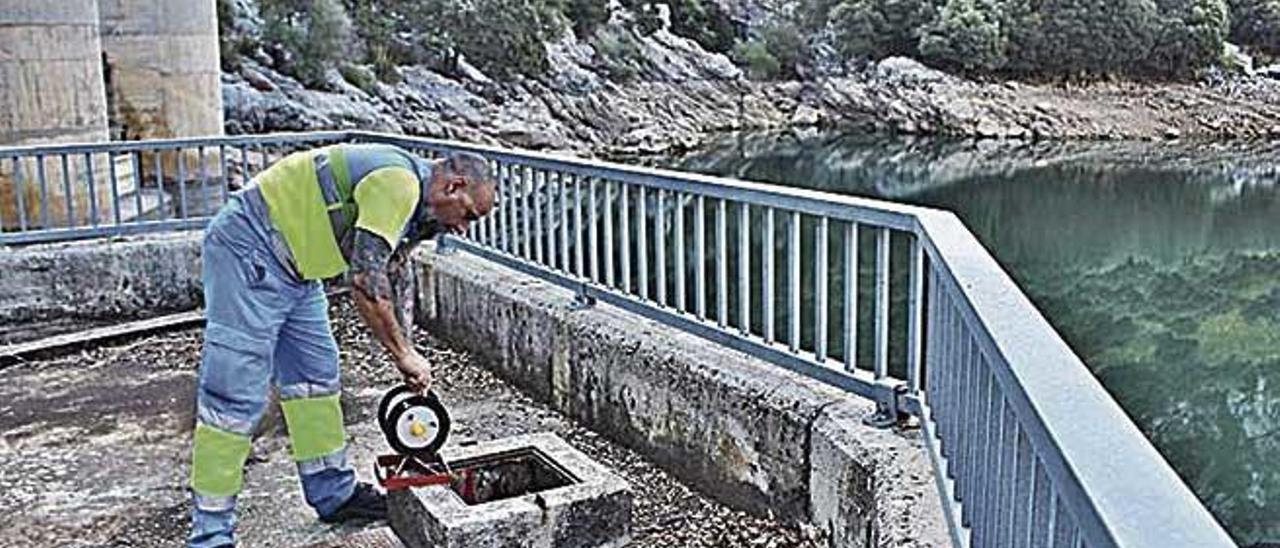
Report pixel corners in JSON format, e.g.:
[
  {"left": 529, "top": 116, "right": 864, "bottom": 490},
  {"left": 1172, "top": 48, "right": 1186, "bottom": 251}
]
[{"left": 0, "top": 131, "right": 1237, "bottom": 548}]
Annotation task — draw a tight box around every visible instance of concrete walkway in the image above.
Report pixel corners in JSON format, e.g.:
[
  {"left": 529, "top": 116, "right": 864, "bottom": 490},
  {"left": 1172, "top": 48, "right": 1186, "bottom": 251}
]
[{"left": 0, "top": 298, "right": 824, "bottom": 547}]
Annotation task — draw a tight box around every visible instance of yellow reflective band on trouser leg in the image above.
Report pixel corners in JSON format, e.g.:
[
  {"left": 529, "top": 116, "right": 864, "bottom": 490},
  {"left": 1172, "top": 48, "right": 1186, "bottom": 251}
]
[
  {"left": 280, "top": 394, "right": 347, "bottom": 462},
  {"left": 191, "top": 423, "right": 253, "bottom": 498}
]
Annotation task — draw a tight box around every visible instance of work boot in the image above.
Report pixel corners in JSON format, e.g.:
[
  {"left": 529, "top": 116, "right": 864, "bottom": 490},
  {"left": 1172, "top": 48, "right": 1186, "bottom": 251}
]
[{"left": 320, "top": 482, "right": 387, "bottom": 524}]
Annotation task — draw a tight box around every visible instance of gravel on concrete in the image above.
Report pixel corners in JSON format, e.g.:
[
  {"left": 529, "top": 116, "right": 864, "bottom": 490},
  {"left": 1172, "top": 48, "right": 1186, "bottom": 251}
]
[{"left": 0, "top": 296, "right": 825, "bottom": 548}]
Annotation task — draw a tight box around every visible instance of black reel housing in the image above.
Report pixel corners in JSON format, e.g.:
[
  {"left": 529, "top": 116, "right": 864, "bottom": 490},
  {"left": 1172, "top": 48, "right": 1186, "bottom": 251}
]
[{"left": 377, "top": 386, "right": 451, "bottom": 458}]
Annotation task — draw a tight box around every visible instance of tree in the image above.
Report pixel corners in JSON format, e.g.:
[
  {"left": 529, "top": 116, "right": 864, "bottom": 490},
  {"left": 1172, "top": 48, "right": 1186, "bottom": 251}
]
[
  {"left": 260, "top": 0, "right": 354, "bottom": 87},
  {"left": 829, "top": 0, "right": 888, "bottom": 60},
  {"left": 762, "top": 20, "right": 806, "bottom": 78},
  {"left": 996, "top": 0, "right": 1048, "bottom": 74},
  {"left": 1229, "top": 0, "right": 1280, "bottom": 54},
  {"left": 1036, "top": 0, "right": 1158, "bottom": 76},
  {"left": 565, "top": 0, "right": 611, "bottom": 39},
  {"left": 733, "top": 40, "right": 782, "bottom": 79},
  {"left": 918, "top": 0, "right": 1009, "bottom": 72},
  {"left": 1147, "top": 0, "right": 1230, "bottom": 76},
  {"left": 827, "top": 0, "right": 941, "bottom": 62}
]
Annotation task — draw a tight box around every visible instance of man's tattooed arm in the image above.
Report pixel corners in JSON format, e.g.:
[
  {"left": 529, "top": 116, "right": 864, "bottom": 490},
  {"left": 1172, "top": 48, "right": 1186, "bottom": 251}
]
[
  {"left": 387, "top": 246, "right": 416, "bottom": 340},
  {"left": 350, "top": 228, "right": 415, "bottom": 364}
]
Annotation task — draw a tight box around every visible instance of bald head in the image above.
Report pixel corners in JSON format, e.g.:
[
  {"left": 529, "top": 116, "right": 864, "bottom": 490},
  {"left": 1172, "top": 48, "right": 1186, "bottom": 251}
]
[
  {"left": 441, "top": 152, "right": 493, "bottom": 191},
  {"left": 426, "top": 151, "right": 497, "bottom": 235}
]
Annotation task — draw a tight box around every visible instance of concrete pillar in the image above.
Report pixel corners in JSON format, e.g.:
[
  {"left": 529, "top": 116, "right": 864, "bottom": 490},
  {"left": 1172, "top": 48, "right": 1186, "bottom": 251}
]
[
  {"left": 0, "top": 0, "right": 114, "bottom": 229},
  {"left": 97, "top": 0, "right": 224, "bottom": 141},
  {"left": 0, "top": 0, "right": 110, "bottom": 146},
  {"left": 95, "top": 0, "right": 224, "bottom": 222}
]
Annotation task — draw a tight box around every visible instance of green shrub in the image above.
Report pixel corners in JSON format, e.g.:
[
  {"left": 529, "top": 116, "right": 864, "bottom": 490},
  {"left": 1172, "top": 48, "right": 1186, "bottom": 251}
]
[
  {"left": 618, "top": 0, "right": 665, "bottom": 35},
  {"left": 346, "top": 0, "right": 410, "bottom": 82},
  {"left": 1034, "top": 0, "right": 1158, "bottom": 76},
  {"left": 217, "top": 0, "right": 265, "bottom": 71},
  {"left": 762, "top": 20, "right": 806, "bottom": 78},
  {"left": 1229, "top": 0, "right": 1280, "bottom": 54},
  {"left": 798, "top": 0, "right": 846, "bottom": 32},
  {"left": 339, "top": 63, "right": 378, "bottom": 93},
  {"left": 919, "top": 0, "right": 1008, "bottom": 72},
  {"left": 1146, "top": 0, "right": 1230, "bottom": 75},
  {"left": 618, "top": 0, "right": 737, "bottom": 50},
  {"left": 668, "top": 0, "right": 738, "bottom": 53},
  {"left": 733, "top": 40, "right": 782, "bottom": 79},
  {"left": 566, "top": 0, "right": 611, "bottom": 39},
  {"left": 260, "top": 0, "right": 353, "bottom": 87},
  {"left": 592, "top": 27, "right": 646, "bottom": 81},
  {"left": 828, "top": 0, "right": 940, "bottom": 61},
  {"left": 366, "top": 42, "right": 403, "bottom": 83},
  {"left": 451, "top": 0, "right": 564, "bottom": 78},
  {"left": 217, "top": 0, "right": 244, "bottom": 71}
]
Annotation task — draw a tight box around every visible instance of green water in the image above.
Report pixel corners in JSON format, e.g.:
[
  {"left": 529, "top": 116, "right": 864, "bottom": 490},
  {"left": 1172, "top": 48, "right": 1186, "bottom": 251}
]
[{"left": 676, "top": 132, "right": 1280, "bottom": 545}]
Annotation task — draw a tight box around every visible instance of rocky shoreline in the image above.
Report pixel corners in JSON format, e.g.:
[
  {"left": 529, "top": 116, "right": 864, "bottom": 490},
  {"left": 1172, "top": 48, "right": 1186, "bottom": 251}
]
[{"left": 223, "top": 25, "right": 1280, "bottom": 158}]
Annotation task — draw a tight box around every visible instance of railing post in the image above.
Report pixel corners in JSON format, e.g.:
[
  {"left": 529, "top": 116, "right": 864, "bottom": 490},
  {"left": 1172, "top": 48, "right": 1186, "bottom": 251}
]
[
  {"left": 570, "top": 283, "right": 597, "bottom": 310},
  {"left": 436, "top": 233, "right": 458, "bottom": 255},
  {"left": 864, "top": 380, "right": 909, "bottom": 428}
]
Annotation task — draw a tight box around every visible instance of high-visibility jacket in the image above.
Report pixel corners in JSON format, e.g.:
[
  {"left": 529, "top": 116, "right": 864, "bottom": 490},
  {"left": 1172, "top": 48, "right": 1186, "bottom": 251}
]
[{"left": 254, "top": 143, "right": 432, "bottom": 280}]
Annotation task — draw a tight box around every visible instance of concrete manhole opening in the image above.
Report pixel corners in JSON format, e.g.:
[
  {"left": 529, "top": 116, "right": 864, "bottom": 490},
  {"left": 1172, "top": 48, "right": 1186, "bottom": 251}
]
[
  {"left": 449, "top": 448, "right": 577, "bottom": 505},
  {"left": 389, "top": 433, "right": 632, "bottom": 548}
]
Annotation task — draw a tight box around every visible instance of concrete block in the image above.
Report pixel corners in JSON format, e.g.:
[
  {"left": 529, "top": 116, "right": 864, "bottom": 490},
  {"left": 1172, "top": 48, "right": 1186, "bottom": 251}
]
[
  {"left": 0, "top": 233, "right": 203, "bottom": 327},
  {"left": 388, "top": 432, "right": 631, "bottom": 548},
  {"left": 419, "top": 249, "right": 567, "bottom": 403},
  {"left": 0, "top": 3, "right": 109, "bottom": 146},
  {"left": 557, "top": 302, "right": 837, "bottom": 521},
  {"left": 810, "top": 401, "right": 950, "bottom": 548},
  {"left": 418, "top": 248, "right": 842, "bottom": 520}
]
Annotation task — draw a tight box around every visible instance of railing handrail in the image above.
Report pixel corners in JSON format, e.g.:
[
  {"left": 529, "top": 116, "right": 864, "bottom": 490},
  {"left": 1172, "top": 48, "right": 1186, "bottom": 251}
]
[
  {"left": 0, "top": 131, "right": 1237, "bottom": 547},
  {"left": 0, "top": 131, "right": 352, "bottom": 158},
  {"left": 916, "top": 210, "right": 1235, "bottom": 548},
  {"left": 348, "top": 131, "right": 928, "bottom": 231}
]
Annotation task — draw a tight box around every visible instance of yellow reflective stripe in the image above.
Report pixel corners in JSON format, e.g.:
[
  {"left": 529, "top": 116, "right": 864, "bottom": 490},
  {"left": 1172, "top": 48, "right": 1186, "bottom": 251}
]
[
  {"left": 191, "top": 424, "right": 252, "bottom": 498},
  {"left": 330, "top": 145, "right": 351, "bottom": 195},
  {"left": 281, "top": 394, "right": 347, "bottom": 462}
]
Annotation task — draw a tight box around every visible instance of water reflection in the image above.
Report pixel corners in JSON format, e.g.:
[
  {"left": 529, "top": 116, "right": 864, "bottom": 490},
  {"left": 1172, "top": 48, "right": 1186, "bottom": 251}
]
[{"left": 677, "top": 131, "right": 1280, "bottom": 545}]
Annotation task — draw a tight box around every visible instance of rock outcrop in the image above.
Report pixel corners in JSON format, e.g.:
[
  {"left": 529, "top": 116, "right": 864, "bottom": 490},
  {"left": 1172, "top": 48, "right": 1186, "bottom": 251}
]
[{"left": 223, "top": 21, "right": 1280, "bottom": 157}]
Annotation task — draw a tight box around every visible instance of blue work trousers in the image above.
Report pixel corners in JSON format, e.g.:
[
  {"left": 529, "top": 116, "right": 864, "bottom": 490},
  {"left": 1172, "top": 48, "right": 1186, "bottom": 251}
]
[{"left": 188, "top": 194, "right": 354, "bottom": 548}]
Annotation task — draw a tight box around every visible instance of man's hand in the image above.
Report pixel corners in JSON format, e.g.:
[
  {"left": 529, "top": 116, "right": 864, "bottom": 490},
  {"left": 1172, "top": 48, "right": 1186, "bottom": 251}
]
[
  {"left": 396, "top": 351, "right": 433, "bottom": 393},
  {"left": 351, "top": 228, "right": 428, "bottom": 390}
]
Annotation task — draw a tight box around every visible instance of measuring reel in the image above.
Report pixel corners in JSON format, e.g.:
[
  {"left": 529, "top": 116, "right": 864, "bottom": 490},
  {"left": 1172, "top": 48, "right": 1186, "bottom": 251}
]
[{"left": 377, "top": 385, "right": 451, "bottom": 459}]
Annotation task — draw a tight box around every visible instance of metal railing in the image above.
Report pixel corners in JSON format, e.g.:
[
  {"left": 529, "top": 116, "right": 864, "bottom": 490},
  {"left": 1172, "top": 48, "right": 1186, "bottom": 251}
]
[
  {"left": 0, "top": 132, "right": 1236, "bottom": 548},
  {"left": 0, "top": 132, "right": 350, "bottom": 245}
]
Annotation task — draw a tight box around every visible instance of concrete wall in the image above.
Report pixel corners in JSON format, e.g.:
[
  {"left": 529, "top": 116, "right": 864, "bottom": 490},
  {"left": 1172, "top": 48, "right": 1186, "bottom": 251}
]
[
  {"left": 0, "top": 233, "right": 202, "bottom": 328},
  {"left": 415, "top": 248, "right": 949, "bottom": 547}
]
